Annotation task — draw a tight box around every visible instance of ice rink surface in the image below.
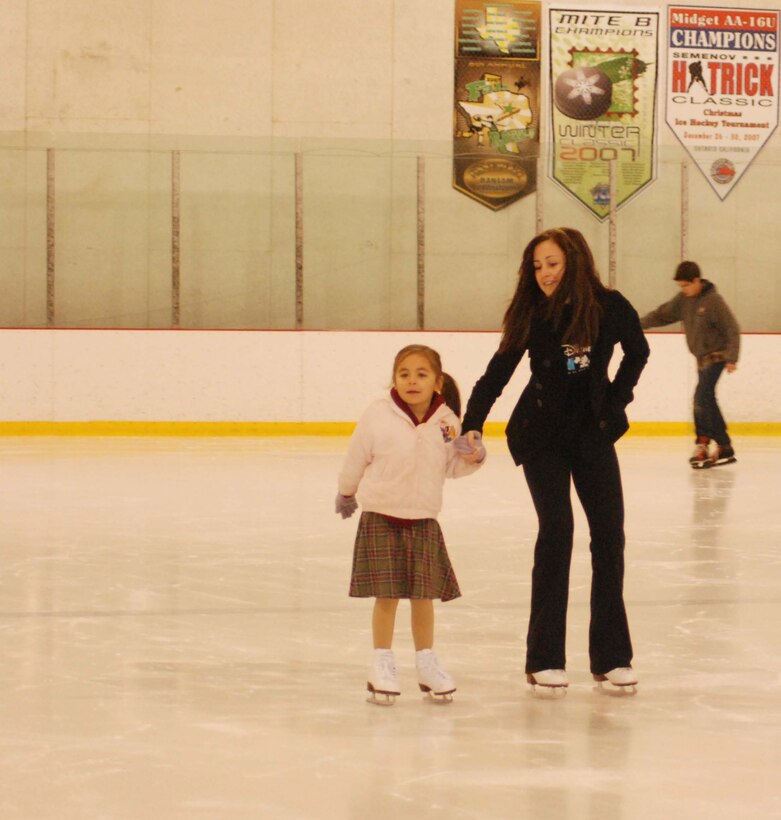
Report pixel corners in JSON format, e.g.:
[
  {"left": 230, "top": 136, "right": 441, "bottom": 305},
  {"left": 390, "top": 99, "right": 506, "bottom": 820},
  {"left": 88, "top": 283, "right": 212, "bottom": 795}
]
[{"left": 0, "top": 435, "right": 779, "bottom": 820}]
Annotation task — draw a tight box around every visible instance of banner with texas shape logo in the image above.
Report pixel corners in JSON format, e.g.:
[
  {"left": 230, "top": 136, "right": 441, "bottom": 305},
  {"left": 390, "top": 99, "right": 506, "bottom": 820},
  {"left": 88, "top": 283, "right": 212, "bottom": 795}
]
[
  {"left": 454, "top": 0, "right": 541, "bottom": 210},
  {"left": 549, "top": 7, "right": 659, "bottom": 220},
  {"left": 666, "top": 6, "right": 780, "bottom": 200}
]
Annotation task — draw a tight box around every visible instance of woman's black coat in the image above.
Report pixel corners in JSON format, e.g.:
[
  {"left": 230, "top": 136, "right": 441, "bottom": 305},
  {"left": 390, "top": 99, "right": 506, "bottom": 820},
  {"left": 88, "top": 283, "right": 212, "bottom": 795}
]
[{"left": 462, "top": 289, "right": 650, "bottom": 465}]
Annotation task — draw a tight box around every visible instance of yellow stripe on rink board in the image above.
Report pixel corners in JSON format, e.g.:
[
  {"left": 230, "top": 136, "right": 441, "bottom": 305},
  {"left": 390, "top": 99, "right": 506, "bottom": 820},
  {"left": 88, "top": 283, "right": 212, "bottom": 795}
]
[
  {"left": 625, "top": 422, "right": 781, "bottom": 437},
  {"left": 487, "top": 422, "right": 781, "bottom": 437},
  {"left": 0, "top": 421, "right": 779, "bottom": 437},
  {"left": 0, "top": 421, "right": 358, "bottom": 437}
]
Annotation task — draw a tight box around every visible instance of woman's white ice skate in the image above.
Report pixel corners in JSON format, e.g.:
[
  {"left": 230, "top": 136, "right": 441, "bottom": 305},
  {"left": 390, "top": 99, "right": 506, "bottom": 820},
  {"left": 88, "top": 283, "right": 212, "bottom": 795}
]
[
  {"left": 366, "top": 649, "right": 400, "bottom": 706},
  {"left": 526, "top": 669, "right": 569, "bottom": 697},
  {"left": 416, "top": 649, "right": 456, "bottom": 703},
  {"left": 593, "top": 667, "right": 638, "bottom": 695}
]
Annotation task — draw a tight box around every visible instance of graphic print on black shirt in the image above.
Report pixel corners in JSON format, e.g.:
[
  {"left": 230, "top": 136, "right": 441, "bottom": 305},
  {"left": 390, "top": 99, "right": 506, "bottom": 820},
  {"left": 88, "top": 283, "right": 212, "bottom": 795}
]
[{"left": 562, "top": 343, "right": 591, "bottom": 375}]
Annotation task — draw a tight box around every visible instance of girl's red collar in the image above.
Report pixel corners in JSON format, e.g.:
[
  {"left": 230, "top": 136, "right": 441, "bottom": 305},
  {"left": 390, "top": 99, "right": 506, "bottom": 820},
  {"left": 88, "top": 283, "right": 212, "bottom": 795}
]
[{"left": 390, "top": 388, "right": 444, "bottom": 426}]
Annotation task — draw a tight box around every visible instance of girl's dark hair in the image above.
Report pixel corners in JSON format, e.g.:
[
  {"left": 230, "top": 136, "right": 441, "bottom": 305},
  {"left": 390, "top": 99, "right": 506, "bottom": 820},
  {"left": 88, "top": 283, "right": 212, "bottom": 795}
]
[
  {"left": 499, "top": 227, "right": 608, "bottom": 353},
  {"left": 392, "top": 344, "right": 462, "bottom": 418},
  {"left": 440, "top": 372, "right": 461, "bottom": 418}
]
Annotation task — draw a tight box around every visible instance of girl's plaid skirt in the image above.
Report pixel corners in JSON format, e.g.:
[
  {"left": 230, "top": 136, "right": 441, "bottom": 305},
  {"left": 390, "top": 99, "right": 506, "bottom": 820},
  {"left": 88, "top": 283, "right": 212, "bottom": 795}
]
[{"left": 349, "top": 512, "right": 461, "bottom": 601}]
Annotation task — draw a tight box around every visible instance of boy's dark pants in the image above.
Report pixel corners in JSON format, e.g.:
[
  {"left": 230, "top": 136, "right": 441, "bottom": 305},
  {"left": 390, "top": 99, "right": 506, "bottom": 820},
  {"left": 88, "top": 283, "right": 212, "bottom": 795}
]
[
  {"left": 694, "top": 361, "right": 731, "bottom": 446},
  {"left": 522, "top": 439, "right": 633, "bottom": 676}
]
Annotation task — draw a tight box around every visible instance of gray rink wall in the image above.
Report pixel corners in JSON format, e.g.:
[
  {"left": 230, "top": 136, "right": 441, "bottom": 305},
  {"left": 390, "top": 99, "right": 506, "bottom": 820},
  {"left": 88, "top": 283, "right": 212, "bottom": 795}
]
[{"left": 0, "top": 0, "right": 779, "bottom": 332}]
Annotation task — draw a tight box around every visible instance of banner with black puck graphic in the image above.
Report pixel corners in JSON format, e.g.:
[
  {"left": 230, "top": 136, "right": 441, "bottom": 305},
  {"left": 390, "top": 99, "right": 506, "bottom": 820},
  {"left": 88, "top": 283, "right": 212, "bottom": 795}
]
[
  {"left": 454, "top": 0, "right": 541, "bottom": 210},
  {"left": 549, "top": 7, "right": 659, "bottom": 220}
]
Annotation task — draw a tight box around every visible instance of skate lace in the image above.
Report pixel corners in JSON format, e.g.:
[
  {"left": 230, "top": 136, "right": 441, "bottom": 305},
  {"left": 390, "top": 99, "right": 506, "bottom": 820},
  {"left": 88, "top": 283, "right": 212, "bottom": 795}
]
[
  {"left": 419, "top": 654, "right": 450, "bottom": 684},
  {"left": 377, "top": 654, "right": 397, "bottom": 681}
]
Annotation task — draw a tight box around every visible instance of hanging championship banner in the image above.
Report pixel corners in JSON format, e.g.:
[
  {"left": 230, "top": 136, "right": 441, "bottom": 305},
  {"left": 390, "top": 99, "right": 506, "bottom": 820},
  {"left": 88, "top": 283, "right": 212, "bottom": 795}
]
[
  {"left": 666, "top": 6, "right": 779, "bottom": 200},
  {"left": 549, "top": 8, "right": 659, "bottom": 220},
  {"left": 454, "top": 0, "right": 541, "bottom": 210}
]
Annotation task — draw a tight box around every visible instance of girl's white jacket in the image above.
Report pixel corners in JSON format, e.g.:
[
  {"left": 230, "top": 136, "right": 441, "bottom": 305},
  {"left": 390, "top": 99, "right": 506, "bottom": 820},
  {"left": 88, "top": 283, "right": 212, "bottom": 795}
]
[{"left": 338, "top": 395, "right": 484, "bottom": 520}]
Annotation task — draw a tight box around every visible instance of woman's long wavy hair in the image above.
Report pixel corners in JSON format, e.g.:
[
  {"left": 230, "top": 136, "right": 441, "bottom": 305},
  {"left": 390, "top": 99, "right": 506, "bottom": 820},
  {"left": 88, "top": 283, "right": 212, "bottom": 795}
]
[{"left": 499, "top": 227, "right": 608, "bottom": 353}]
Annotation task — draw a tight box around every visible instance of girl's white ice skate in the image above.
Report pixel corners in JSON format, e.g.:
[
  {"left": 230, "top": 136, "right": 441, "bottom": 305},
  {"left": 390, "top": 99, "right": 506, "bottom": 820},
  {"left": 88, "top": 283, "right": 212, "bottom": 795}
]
[
  {"left": 416, "top": 649, "right": 456, "bottom": 703},
  {"left": 526, "top": 669, "right": 569, "bottom": 697},
  {"left": 366, "top": 649, "right": 401, "bottom": 706},
  {"left": 593, "top": 666, "right": 638, "bottom": 695}
]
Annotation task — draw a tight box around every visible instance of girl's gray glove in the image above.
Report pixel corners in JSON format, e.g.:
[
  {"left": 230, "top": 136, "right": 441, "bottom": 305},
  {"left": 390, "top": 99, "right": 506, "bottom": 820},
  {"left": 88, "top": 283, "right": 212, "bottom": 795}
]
[
  {"left": 335, "top": 493, "right": 358, "bottom": 519},
  {"left": 454, "top": 431, "right": 486, "bottom": 463}
]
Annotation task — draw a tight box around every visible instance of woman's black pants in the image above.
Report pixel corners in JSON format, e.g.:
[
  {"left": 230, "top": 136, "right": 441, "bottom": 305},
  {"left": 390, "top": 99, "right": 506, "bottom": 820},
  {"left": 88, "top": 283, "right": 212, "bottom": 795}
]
[{"left": 522, "top": 438, "right": 633, "bottom": 676}]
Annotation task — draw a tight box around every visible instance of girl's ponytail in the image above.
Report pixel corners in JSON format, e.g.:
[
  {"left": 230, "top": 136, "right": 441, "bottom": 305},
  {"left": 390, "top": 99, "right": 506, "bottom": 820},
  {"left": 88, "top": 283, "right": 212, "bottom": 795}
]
[{"left": 440, "top": 373, "right": 461, "bottom": 418}]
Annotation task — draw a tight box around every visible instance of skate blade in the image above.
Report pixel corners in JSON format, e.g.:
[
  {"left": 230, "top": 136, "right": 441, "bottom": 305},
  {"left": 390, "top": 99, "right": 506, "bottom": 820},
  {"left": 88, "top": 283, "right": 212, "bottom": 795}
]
[
  {"left": 366, "top": 693, "right": 396, "bottom": 706},
  {"left": 526, "top": 679, "right": 568, "bottom": 698},
  {"left": 420, "top": 689, "right": 454, "bottom": 704},
  {"left": 594, "top": 680, "right": 638, "bottom": 697},
  {"left": 366, "top": 683, "right": 399, "bottom": 706},
  {"left": 528, "top": 684, "right": 568, "bottom": 699},
  {"left": 692, "top": 457, "right": 736, "bottom": 470},
  {"left": 419, "top": 684, "right": 455, "bottom": 704},
  {"left": 711, "top": 457, "right": 737, "bottom": 467},
  {"left": 526, "top": 673, "right": 568, "bottom": 698}
]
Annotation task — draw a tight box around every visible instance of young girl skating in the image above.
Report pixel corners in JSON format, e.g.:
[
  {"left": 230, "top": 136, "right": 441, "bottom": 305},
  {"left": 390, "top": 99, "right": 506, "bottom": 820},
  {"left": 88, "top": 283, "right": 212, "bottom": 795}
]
[{"left": 335, "top": 344, "right": 485, "bottom": 705}]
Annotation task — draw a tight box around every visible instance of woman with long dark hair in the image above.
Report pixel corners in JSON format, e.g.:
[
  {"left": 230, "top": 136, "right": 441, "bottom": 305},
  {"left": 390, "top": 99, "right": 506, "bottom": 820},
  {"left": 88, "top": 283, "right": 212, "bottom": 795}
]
[{"left": 457, "top": 227, "right": 649, "bottom": 694}]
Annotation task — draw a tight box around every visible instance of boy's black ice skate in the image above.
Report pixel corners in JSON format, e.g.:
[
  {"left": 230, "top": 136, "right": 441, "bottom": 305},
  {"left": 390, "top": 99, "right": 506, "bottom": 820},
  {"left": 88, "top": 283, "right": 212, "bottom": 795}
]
[
  {"left": 689, "top": 436, "right": 710, "bottom": 468},
  {"left": 708, "top": 444, "right": 736, "bottom": 468}
]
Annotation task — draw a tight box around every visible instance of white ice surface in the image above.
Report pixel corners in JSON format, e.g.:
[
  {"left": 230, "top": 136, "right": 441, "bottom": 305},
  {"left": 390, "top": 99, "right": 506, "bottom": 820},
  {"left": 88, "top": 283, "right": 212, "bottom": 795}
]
[{"left": 0, "top": 436, "right": 779, "bottom": 819}]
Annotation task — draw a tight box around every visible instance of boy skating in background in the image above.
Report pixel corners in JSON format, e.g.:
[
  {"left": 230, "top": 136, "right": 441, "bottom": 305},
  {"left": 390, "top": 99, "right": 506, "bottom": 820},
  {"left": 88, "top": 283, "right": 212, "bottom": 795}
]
[{"left": 640, "top": 261, "right": 740, "bottom": 468}]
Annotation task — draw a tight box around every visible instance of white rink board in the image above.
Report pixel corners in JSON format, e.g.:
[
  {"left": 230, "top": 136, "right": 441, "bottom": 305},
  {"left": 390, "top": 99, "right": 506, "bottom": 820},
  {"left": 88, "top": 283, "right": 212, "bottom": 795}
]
[{"left": 0, "top": 329, "right": 777, "bottom": 424}]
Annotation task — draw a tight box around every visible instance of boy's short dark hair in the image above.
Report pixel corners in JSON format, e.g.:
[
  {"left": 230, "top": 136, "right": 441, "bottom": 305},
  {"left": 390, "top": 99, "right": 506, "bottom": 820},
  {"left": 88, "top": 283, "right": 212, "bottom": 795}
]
[{"left": 674, "top": 261, "right": 701, "bottom": 281}]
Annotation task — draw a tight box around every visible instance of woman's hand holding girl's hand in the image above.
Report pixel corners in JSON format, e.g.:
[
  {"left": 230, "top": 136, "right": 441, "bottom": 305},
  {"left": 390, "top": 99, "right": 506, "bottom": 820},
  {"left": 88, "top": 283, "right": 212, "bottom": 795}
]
[
  {"left": 454, "top": 431, "right": 486, "bottom": 464},
  {"left": 335, "top": 493, "right": 358, "bottom": 519}
]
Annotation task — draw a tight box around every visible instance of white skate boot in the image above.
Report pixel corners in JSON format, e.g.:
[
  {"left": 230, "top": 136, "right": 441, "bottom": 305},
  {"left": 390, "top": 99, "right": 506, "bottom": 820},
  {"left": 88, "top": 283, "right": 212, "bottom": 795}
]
[
  {"left": 526, "top": 669, "right": 569, "bottom": 697},
  {"left": 416, "top": 649, "right": 456, "bottom": 703},
  {"left": 593, "top": 667, "right": 638, "bottom": 695},
  {"left": 366, "top": 649, "right": 400, "bottom": 705}
]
